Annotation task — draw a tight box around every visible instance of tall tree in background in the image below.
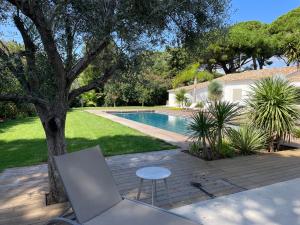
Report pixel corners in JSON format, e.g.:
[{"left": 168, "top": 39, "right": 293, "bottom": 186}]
[
  {"left": 0, "top": 0, "right": 228, "bottom": 203},
  {"left": 269, "top": 7, "right": 300, "bottom": 66},
  {"left": 229, "top": 21, "right": 275, "bottom": 69}
]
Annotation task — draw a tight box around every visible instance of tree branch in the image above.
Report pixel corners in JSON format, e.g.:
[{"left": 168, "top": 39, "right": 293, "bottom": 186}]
[
  {"left": 67, "top": 39, "right": 109, "bottom": 82},
  {"left": 65, "top": 15, "right": 74, "bottom": 72},
  {"left": 7, "top": 0, "right": 66, "bottom": 85},
  {"left": 68, "top": 64, "right": 116, "bottom": 103},
  {"left": 0, "top": 94, "right": 48, "bottom": 105},
  {"left": 13, "top": 15, "right": 39, "bottom": 91}
]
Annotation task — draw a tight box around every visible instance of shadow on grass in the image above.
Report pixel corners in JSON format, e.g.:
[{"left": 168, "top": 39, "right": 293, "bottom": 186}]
[{"left": 0, "top": 135, "right": 175, "bottom": 172}]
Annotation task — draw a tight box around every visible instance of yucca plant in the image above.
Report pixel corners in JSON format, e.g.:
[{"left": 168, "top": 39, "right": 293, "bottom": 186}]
[
  {"left": 247, "top": 77, "right": 300, "bottom": 151},
  {"left": 188, "top": 111, "right": 215, "bottom": 160},
  {"left": 228, "top": 126, "right": 267, "bottom": 155},
  {"left": 208, "top": 101, "right": 241, "bottom": 154}
]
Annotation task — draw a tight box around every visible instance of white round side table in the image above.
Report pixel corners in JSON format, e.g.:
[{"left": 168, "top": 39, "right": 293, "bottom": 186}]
[{"left": 136, "top": 166, "right": 171, "bottom": 205}]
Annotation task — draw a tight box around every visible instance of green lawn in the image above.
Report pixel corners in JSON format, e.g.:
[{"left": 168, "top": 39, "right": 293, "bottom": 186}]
[{"left": 0, "top": 110, "right": 174, "bottom": 171}]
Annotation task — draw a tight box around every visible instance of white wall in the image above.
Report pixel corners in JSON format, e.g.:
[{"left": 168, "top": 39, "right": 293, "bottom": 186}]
[
  {"left": 292, "top": 82, "right": 300, "bottom": 87},
  {"left": 168, "top": 92, "right": 177, "bottom": 106},
  {"left": 167, "top": 80, "right": 300, "bottom": 107},
  {"left": 222, "top": 80, "right": 252, "bottom": 105}
]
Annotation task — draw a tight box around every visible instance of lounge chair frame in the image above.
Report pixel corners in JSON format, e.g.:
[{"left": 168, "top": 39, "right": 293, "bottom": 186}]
[{"left": 46, "top": 146, "right": 200, "bottom": 225}]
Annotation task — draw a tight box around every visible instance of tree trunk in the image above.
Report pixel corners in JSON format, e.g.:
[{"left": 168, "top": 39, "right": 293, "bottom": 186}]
[
  {"left": 217, "top": 128, "right": 222, "bottom": 156},
  {"left": 220, "top": 63, "right": 230, "bottom": 74},
  {"left": 202, "top": 138, "right": 211, "bottom": 160},
  {"left": 252, "top": 56, "right": 257, "bottom": 70},
  {"left": 37, "top": 107, "right": 68, "bottom": 204},
  {"left": 268, "top": 135, "right": 275, "bottom": 152},
  {"left": 258, "top": 58, "right": 264, "bottom": 69}
]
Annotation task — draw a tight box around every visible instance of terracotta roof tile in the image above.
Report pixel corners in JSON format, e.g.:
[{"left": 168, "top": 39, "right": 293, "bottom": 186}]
[{"left": 169, "top": 67, "right": 300, "bottom": 92}]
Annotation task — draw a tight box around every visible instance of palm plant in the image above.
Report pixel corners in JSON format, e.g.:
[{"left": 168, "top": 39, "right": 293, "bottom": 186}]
[
  {"left": 228, "top": 126, "right": 267, "bottom": 155},
  {"left": 208, "top": 101, "right": 241, "bottom": 154},
  {"left": 188, "top": 111, "right": 215, "bottom": 160},
  {"left": 175, "top": 89, "right": 188, "bottom": 108},
  {"left": 247, "top": 77, "right": 300, "bottom": 151}
]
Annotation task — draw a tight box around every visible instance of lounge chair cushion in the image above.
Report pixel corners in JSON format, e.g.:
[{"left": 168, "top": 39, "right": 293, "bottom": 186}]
[
  {"left": 84, "top": 199, "right": 199, "bottom": 225},
  {"left": 54, "top": 146, "right": 122, "bottom": 224}
]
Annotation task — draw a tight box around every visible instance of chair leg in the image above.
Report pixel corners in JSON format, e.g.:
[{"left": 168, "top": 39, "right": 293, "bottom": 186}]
[{"left": 137, "top": 178, "right": 144, "bottom": 200}]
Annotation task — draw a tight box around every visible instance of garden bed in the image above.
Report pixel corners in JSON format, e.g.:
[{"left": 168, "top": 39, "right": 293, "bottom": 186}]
[{"left": 183, "top": 144, "right": 299, "bottom": 161}]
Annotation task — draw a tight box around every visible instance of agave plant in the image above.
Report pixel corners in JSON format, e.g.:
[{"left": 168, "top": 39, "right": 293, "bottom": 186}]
[
  {"left": 247, "top": 77, "right": 300, "bottom": 151},
  {"left": 228, "top": 126, "right": 267, "bottom": 155},
  {"left": 208, "top": 101, "right": 241, "bottom": 154},
  {"left": 188, "top": 111, "right": 215, "bottom": 160}
]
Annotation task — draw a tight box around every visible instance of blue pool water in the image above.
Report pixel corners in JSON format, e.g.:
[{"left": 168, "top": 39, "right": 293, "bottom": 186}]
[{"left": 112, "top": 112, "right": 190, "bottom": 135}]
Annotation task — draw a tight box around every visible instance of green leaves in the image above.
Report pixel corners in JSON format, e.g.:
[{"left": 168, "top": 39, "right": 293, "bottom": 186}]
[
  {"left": 269, "top": 7, "right": 300, "bottom": 64},
  {"left": 208, "top": 80, "right": 223, "bottom": 101},
  {"left": 188, "top": 110, "right": 215, "bottom": 160},
  {"left": 247, "top": 77, "right": 300, "bottom": 148},
  {"left": 188, "top": 111, "right": 215, "bottom": 142},
  {"left": 208, "top": 101, "right": 241, "bottom": 134},
  {"left": 188, "top": 101, "right": 241, "bottom": 159},
  {"left": 175, "top": 89, "right": 188, "bottom": 108},
  {"left": 228, "top": 126, "right": 267, "bottom": 155},
  {"left": 172, "top": 62, "right": 214, "bottom": 88}
]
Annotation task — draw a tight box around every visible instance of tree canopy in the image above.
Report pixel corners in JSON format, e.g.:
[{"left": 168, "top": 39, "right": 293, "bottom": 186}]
[
  {"left": 179, "top": 7, "right": 300, "bottom": 74},
  {"left": 269, "top": 7, "right": 300, "bottom": 66},
  {"left": 0, "top": 0, "right": 229, "bottom": 203}
]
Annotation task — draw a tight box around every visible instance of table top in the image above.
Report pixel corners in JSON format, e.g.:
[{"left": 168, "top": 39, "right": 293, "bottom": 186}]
[{"left": 136, "top": 167, "right": 171, "bottom": 180}]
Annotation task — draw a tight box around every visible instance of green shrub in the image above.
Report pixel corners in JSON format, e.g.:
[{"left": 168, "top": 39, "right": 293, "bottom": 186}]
[
  {"left": 207, "top": 101, "right": 241, "bottom": 154},
  {"left": 293, "top": 127, "right": 300, "bottom": 138},
  {"left": 220, "top": 141, "right": 235, "bottom": 158},
  {"left": 185, "top": 99, "right": 192, "bottom": 107},
  {"left": 195, "top": 101, "right": 204, "bottom": 108},
  {"left": 175, "top": 89, "right": 188, "bottom": 108},
  {"left": 228, "top": 126, "right": 267, "bottom": 155},
  {"left": 188, "top": 111, "right": 215, "bottom": 160},
  {"left": 208, "top": 80, "right": 223, "bottom": 101},
  {"left": 0, "top": 102, "right": 36, "bottom": 120},
  {"left": 188, "top": 141, "right": 202, "bottom": 156},
  {"left": 247, "top": 77, "right": 300, "bottom": 151}
]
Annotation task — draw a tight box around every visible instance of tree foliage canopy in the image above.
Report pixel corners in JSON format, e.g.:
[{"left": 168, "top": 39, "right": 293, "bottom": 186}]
[{"left": 0, "top": 0, "right": 229, "bottom": 203}]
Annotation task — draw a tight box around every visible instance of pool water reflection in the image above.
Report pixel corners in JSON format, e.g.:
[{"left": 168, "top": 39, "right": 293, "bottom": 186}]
[{"left": 112, "top": 112, "right": 190, "bottom": 135}]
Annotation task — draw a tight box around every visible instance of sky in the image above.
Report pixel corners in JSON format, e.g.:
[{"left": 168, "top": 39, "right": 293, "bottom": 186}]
[
  {"left": 229, "top": 0, "right": 300, "bottom": 68},
  {"left": 230, "top": 0, "right": 300, "bottom": 24}
]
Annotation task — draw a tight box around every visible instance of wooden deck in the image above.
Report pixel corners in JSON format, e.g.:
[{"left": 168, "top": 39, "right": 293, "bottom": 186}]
[{"left": 1, "top": 149, "right": 300, "bottom": 225}]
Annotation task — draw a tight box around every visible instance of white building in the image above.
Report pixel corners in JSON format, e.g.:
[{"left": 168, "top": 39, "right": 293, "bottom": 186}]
[{"left": 167, "top": 67, "right": 300, "bottom": 107}]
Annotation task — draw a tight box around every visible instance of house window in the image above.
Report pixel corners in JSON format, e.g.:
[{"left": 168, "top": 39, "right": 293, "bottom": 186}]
[{"left": 232, "top": 89, "right": 242, "bottom": 102}]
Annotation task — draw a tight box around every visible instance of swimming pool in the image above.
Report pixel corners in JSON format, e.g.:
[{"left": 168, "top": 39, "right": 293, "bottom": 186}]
[{"left": 112, "top": 112, "right": 190, "bottom": 135}]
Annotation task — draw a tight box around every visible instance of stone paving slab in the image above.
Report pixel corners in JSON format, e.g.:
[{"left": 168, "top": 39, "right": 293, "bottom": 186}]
[{"left": 172, "top": 178, "right": 300, "bottom": 225}]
